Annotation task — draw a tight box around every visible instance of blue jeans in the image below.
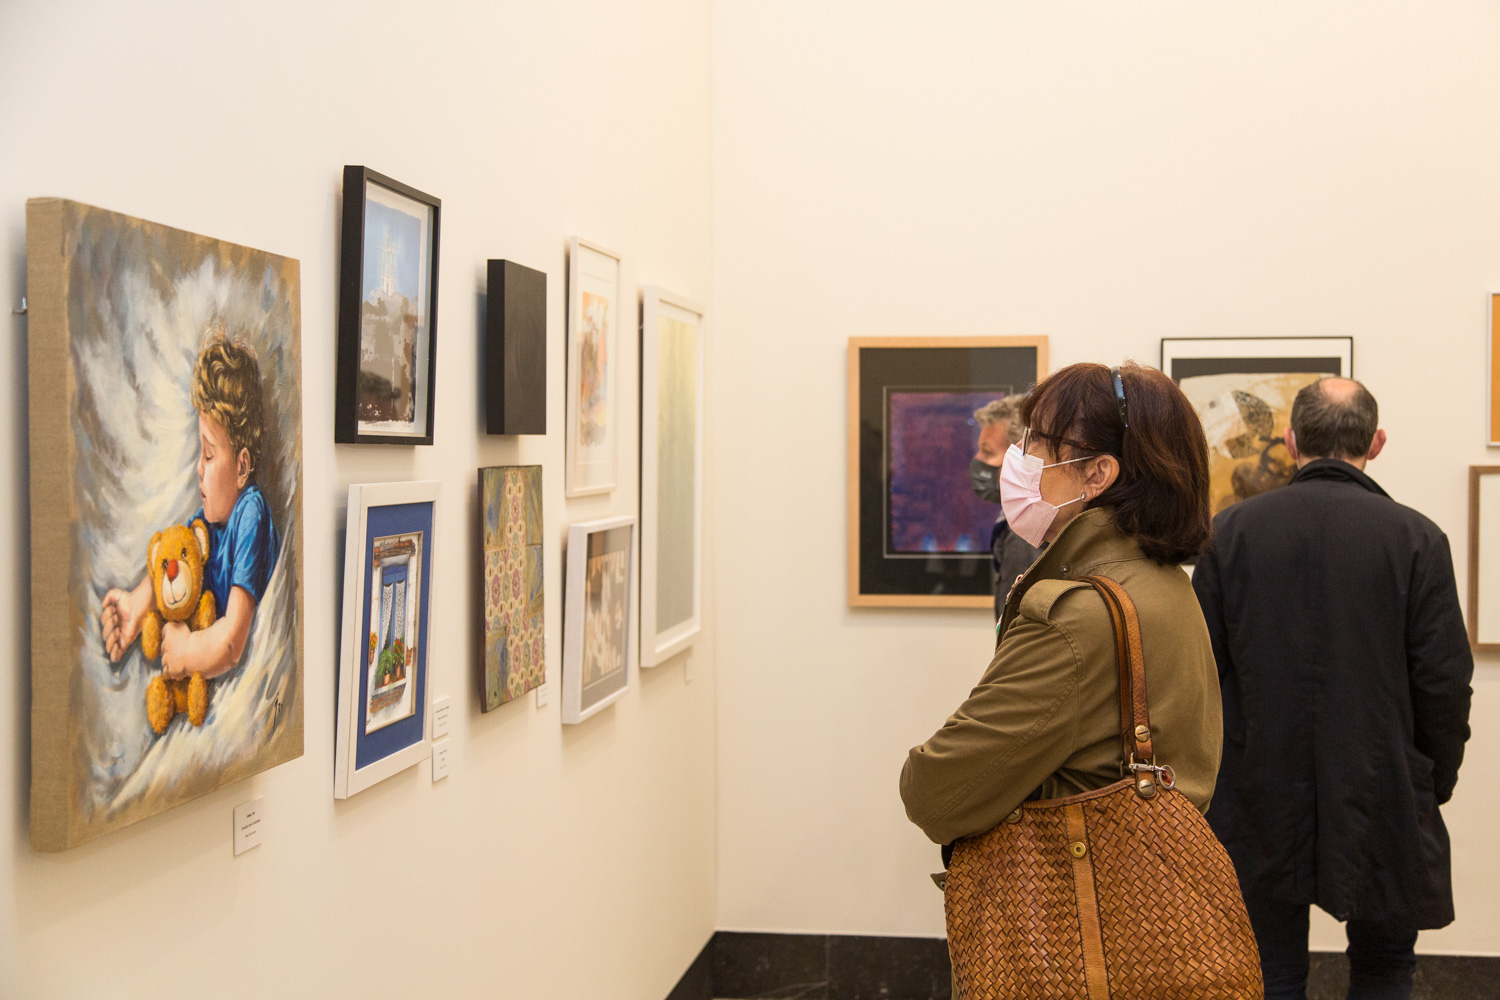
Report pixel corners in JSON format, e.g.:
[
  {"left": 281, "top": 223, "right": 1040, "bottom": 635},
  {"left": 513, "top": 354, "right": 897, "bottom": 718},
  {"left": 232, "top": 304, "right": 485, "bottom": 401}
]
[{"left": 1244, "top": 895, "right": 1418, "bottom": 1000}]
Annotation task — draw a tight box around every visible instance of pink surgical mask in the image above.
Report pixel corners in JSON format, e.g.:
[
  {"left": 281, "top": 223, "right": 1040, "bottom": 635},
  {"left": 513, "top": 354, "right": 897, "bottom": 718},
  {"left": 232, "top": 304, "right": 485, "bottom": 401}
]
[{"left": 999, "top": 443, "right": 1090, "bottom": 548}]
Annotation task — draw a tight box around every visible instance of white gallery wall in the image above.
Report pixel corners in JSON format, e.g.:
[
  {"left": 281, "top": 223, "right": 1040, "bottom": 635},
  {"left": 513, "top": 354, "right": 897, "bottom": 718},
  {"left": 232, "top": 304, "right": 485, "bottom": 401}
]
[
  {"left": 0, "top": 2, "right": 715, "bottom": 999},
  {"left": 710, "top": 1, "right": 1500, "bottom": 954}
]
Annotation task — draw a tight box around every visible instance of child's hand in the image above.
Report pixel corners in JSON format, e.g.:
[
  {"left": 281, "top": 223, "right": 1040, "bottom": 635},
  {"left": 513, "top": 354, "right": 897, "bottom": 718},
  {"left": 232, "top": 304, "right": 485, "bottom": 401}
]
[
  {"left": 160, "top": 622, "right": 193, "bottom": 678},
  {"left": 101, "top": 586, "right": 151, "bottom": 663}
]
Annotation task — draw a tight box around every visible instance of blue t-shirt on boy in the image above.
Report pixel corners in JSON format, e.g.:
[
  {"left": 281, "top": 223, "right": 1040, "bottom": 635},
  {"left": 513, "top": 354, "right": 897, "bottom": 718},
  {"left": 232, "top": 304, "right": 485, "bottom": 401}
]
[{"left": 192, "top": 484, "right": 279, "bottom": 614}]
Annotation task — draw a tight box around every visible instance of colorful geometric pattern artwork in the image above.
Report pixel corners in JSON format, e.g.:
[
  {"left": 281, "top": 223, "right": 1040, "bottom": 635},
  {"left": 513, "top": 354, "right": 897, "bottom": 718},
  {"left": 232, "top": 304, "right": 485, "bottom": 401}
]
[{"left": 481, "top": 466, "right": 544, "bottom": 710}]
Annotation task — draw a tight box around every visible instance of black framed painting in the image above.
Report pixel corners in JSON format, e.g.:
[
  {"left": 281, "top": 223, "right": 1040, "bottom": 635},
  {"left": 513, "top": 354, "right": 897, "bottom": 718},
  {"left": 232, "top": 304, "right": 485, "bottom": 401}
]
[
  {"left": 336, "top": 165, "right": 441, "bottom": 445},
  {"left": 1161, "top": 337, "right": 1353, "bottom": 515},
  {"left": 847, "top": 337, "right": 1048, "bottom": 608}
]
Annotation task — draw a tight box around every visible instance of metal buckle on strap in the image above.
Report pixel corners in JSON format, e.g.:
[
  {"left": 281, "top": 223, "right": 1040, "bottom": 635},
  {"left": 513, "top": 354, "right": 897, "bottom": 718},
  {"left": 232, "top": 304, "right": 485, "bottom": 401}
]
[{"left": 1127, "top": 762, "right": 1176, "bottom": 790}]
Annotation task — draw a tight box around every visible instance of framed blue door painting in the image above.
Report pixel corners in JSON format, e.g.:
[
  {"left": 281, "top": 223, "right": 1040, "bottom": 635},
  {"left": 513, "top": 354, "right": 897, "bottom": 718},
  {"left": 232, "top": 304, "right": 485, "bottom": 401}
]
[
  {"left": 846, "top": 337, "right": 1048, "bottom": 608},
  {"left": 335, "top": 481, "right": 438, "bottom": 798},
  {"left": 25, "top": 199, "right": 305, "bottom": 851}
]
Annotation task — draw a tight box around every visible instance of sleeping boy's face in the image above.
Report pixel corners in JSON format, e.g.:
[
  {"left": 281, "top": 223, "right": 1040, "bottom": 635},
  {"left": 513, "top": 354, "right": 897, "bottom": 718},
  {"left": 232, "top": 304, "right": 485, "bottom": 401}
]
[{"left": 197, "top": 412, "right": 247, "bottom": 524}]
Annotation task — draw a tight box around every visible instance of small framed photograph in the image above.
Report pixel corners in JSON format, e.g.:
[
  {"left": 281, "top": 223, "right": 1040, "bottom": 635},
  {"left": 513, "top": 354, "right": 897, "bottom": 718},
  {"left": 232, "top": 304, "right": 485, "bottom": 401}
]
[
  {"left": 335, "top": 481, "right": 438, "bottom": 797},
  {"left": 1161, "top": 337, "right": 1353, "bottom": 515},
  {"left": 1468, "top": 466, "right": 1500, "bottom": 652},
  {"left": 640, "top": 287, "right": 704, "bottom": 665},
  {"left": 562, "top": 515, "right": 635, "bottom": 724},
  {"left": 847, "top": 336, "right": 1048, "bottom": 608},
  {"left": 336, "top": 166, "right": 441, "bottom": 445},
  {"left": 566, "top": 238, "right": 621, "bottom": 496}
]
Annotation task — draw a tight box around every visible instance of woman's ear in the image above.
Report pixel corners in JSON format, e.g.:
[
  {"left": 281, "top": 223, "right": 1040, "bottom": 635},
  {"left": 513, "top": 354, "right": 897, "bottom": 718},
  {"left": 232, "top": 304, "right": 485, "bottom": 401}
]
[
  {"left": 236, "top": 448, "right": 251, "bottom": 489},
  {"left": 1086, "top": 455, "right": 1120, "bottom": 498}
]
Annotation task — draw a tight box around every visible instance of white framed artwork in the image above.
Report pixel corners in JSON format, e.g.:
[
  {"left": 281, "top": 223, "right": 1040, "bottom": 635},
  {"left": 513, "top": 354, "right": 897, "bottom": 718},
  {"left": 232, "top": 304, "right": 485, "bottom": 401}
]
[
  {"left": 639, "top": 287, "right": 704, "bottom": 666},
  {"left": 334, "top": 481, "right": 438, "bottom": 798},
  {"left": 566, "top": 238, "right": 621, "bottom": 497},
  {"left": 562, "top": 515, "right": 635, "bottom": 724},
  {"left": 1469, "top": 466, "right": 1500, "bottom": 652}
]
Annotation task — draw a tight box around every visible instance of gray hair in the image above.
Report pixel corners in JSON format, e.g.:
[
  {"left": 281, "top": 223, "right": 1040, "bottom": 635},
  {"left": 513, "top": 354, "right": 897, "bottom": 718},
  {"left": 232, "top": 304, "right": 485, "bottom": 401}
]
[
  {"left": 974, "top": 396, "right": 1026, "bottom": 445},
  {"left": 1289, "top": 377, "right": 1378, "bottom": 461}
]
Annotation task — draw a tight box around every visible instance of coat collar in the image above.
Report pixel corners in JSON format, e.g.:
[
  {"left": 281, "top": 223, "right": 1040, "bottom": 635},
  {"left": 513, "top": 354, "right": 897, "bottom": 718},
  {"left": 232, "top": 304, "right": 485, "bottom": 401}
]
[
  {"left": 1289, "top": 458, "right": 1390, "bottom": 498},
  {"left": 999, "top": 507, "right": 1146, "bottom": 628}
]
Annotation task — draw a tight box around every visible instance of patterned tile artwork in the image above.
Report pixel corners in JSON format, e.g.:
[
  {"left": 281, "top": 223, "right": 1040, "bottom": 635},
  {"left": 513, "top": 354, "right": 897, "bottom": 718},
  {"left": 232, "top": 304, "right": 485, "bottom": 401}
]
[{"left": 481, "top": 466, "right": 544, "bottom": 710}]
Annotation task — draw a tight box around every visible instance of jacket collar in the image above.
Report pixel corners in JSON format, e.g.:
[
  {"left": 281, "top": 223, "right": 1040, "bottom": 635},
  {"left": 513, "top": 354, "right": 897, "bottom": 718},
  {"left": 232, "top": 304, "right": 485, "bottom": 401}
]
[
  {"left": 999, "top": 507, "right": 1145, "bottom": 627},
  {"left": 1289, "top": 458, "right": 1389, "bottom": 498}
]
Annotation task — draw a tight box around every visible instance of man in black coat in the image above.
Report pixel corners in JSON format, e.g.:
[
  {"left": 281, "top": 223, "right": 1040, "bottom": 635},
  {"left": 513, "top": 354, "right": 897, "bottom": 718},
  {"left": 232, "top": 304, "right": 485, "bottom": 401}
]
[{"left": 1193, "top": 377, "right": 1472, "bottom": 1000}]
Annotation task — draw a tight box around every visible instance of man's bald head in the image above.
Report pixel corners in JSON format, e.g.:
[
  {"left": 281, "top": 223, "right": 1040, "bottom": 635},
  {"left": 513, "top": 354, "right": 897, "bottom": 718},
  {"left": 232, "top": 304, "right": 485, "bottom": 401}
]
[{"left": 1289, "top": 376, "right": 1380, "bottom": 463}]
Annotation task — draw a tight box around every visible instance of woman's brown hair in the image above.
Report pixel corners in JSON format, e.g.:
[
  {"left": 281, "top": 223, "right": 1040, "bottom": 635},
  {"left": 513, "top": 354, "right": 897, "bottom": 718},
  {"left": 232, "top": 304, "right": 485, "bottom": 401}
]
[{"left": 1020, "top": 362, "right": 1210, "bottom": 565}]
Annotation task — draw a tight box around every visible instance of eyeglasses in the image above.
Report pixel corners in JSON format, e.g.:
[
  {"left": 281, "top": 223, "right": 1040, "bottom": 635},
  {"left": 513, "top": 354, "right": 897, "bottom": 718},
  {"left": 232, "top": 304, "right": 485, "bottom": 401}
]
[{"left": 1021, "top": 425, "right": 1094, "bottom": 457}]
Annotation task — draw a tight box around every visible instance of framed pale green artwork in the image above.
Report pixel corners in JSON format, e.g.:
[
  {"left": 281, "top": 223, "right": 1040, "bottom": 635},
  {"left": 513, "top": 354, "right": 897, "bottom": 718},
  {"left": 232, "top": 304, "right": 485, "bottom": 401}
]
[{"left": 639, "top": 287, "right": 704, "bottom": 666}]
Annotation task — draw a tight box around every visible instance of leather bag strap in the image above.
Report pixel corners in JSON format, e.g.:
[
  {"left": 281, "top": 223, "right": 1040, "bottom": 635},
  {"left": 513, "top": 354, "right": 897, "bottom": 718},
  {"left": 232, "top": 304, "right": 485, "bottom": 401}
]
[{"left": 1078, "top": 576, "right": 1163, "bottom": 797}]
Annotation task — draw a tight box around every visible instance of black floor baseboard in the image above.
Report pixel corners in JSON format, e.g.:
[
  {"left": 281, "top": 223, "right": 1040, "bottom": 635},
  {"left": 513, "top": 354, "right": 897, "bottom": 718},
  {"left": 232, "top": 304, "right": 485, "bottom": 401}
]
[{"left": 666, "top": 932, "right": 1500, "bottom": 1000}]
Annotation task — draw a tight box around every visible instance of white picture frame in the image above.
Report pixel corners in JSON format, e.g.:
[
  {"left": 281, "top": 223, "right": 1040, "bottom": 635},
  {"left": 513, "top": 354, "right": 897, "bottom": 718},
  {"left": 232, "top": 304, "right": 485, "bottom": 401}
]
[
  {"left": 566, "top": 237, "right": 621, "bottom": 496},
  {"left": 639, "top": 287, "right": 705, "bottom": 666},
  {"left": 334, "top": 481, "right": 439, "bottom": 798},
  {"left": 561, "top": 515, "right": 636, "bottom": 724}
]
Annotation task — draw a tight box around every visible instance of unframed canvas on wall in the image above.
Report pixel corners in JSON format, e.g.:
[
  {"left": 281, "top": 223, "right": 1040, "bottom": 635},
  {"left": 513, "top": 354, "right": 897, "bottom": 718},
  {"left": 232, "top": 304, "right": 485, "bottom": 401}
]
[
  {"left": 566, "top": 238, "right": 620, "bottom": 496},
  {"left": 1161, "top": 337, "right": 1353, "bottom": 516},
  {"left": 335, "top": 481, "right": 437, "bottom": 798},
  {"left": 26, "top": 199, "right": 305, "bottom": 851},
  {"left": 562, "top": 516, "right": 635, "bottom": 723},
  {"left": 639, "top": 287, "right": 704, "bottom": 666},
  {"left": 336, "top": 166, "right": 441, "bottom": 445},
  {"left": 479, "top": 466, "right": 544, "bottom": 710},
  {"left": 1489, "top": 294, "right": 1500, "bottom": 446},
  {"left": 847, "top": 337, "right": 1047, "bottom": 609}
]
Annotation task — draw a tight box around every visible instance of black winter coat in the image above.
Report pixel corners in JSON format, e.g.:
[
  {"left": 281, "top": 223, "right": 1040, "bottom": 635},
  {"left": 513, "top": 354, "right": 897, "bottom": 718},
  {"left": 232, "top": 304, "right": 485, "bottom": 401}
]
[{"left": 1192, "top": 460, "right": 1473, "bottom": 929}]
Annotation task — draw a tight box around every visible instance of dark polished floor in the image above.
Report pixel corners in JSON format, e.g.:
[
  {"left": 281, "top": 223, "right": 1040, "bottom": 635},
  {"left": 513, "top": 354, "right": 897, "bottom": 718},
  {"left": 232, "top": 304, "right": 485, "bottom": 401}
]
[{"left": 1308, "top": 952, "right": 1500, "bottom": 1000}]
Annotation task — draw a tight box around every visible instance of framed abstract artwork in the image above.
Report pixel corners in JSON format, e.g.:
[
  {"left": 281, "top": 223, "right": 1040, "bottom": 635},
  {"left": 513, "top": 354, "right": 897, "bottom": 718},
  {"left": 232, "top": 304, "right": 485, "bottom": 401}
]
[
  {"left": 335, "top": 481, "right": 437, "bottom": 798},
  {"left": 1489, "top": 295, "right": 1500, "bottom": 446},
  {"left": 565, "top": 238, "right": 620, "bottom": 496},
  {"left": 336, "top": 166, "right": 441, "bottom": 445},
  {"left": 1468, "top": 466, "right": 1500, "bottom": 652},
  {"left": 26, "top": 199, "right": 304, "bottom": 851},
  {"left": 479, "top": 466, "right": 545, "bottom": 710},
  {"left": 639, "top": 287, "right": 704, "bottom": 666},
  {"left": 1161, "top": 337, "right": 1353, "bottom": 516},
  {"left": 562, "top": 515, "right": 635, "bottom": 723},
  {"left": 485, "top": 259, "right": 547, "bottom": 435},
  {"left": 847, "top": 337, "right": 1047, "bottom": 609}
]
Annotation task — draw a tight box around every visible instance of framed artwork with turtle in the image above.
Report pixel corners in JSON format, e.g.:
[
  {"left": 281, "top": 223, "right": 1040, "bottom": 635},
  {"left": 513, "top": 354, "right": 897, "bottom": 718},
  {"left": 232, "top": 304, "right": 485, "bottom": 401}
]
[
  {"left": 25, "top": 199, "right": 304, "bottom": 851},
  {"left": 1161, "top": 337, "right": 1353, "bottom": 516}
]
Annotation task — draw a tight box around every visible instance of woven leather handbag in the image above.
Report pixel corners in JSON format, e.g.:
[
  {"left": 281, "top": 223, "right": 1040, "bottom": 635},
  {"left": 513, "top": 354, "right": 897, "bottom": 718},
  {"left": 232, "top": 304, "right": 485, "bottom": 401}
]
[{"left": 943, "top": 575, "right": 1263, "bottom": 1000}]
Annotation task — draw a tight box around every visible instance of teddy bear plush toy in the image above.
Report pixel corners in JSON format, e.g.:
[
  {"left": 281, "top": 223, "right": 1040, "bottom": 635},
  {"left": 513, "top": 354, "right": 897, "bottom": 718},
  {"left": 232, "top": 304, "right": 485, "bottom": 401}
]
[{"left": 140, "top": 520, "right": 217, "bottom": 734}]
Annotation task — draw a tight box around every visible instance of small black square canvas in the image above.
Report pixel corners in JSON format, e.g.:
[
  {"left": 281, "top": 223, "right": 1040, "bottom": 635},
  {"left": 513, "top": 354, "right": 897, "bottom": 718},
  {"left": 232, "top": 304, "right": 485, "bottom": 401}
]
[{"left": 486, "top": 259, "right": 547, "bottom": 435}]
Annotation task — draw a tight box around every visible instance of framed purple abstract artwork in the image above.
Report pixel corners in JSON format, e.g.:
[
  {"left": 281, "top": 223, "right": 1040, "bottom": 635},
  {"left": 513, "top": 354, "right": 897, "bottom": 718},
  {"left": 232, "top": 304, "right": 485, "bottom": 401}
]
[{"left": 848, "top": 337, "right": 1048, "bottom": 608}]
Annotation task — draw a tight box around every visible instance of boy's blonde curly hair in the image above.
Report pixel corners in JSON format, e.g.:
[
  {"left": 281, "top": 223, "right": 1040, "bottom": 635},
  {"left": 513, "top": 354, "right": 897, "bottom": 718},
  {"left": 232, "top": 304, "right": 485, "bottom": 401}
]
[{"left": 191, "top": 331, "right": 265, "bottom": 477}]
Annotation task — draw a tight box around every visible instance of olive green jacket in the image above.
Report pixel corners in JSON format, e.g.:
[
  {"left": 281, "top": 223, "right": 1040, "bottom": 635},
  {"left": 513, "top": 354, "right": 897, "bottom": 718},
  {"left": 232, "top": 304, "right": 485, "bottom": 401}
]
[{"left": 900, "top": 507, "right": 1223, "bottom": 846}]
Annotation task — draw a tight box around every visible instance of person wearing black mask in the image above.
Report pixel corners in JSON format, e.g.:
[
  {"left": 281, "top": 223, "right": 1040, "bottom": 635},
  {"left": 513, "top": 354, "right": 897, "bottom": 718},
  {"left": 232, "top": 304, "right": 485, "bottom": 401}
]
[{"left": 970, "top": 397, "right": 1042, "bottom": 622}]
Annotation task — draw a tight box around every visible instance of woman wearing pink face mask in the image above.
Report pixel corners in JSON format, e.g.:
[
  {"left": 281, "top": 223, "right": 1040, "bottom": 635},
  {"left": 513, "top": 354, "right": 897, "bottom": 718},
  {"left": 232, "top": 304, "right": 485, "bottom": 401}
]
[{"left": 901, "top": 361, "right": 1222, "bottom": 853}]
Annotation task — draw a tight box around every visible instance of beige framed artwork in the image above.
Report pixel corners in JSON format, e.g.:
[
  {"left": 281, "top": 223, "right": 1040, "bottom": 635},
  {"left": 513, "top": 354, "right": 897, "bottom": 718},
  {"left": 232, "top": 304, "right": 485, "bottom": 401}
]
[
  {"left": 1468, "top": 466, "right": 1500, "bottom": 653},
  {"left": 847, "top": 336, "right": 1048, "bottom": 609}
]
